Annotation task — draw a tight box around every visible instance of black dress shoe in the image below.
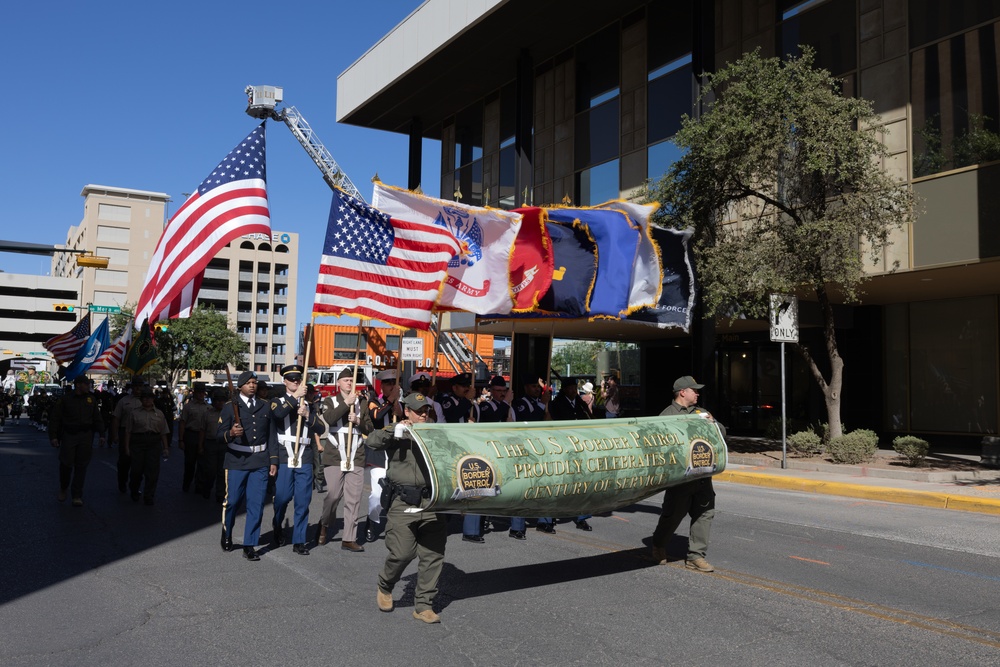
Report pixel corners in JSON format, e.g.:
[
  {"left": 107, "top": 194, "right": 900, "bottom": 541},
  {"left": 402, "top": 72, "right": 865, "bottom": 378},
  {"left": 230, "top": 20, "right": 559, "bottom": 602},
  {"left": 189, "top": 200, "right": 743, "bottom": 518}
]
[
  {"left": 536, "top": 523, "right": 556, "bottom": 534},
  {"left": 509, "top": 530, "right": 527, "bottom": 540},
  {"left": 462, "top": 534, "right": 485, "bottom": 543},
  {"left": 243, "top": 546, "right": 260, "bottom": 561},
  {"left": 292, "top": 543, "right": 310, "bottom": 556},
  {"left": 574, "top": 519, "right": 593, "bottom": 531},
  {"left": 221, "top": 529, "right": 233, "bottom": 552}
]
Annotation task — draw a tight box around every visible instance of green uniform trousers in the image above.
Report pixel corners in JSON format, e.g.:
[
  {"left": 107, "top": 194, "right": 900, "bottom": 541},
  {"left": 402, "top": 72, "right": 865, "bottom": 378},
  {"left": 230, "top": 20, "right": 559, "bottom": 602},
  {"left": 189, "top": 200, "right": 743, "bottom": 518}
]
[
  {"left": 129, "top": 433, "right": 163, "bottom": 501},
  {"left": 651, "top": 478, "right": 715, "bottom": 559},
  {"left": 378, "top": 497, "right": 447, "bottom": 612}
]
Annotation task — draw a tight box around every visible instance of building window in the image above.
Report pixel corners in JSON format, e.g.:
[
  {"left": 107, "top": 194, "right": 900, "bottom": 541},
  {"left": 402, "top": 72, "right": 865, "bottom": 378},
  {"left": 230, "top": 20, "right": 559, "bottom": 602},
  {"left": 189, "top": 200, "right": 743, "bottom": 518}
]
[
  {"left": 255, "top": 344, "right": 267, "bottom": 355},
  {"left": 648, "top": 140, "right": 684, "bottom": 181},
  {"left": 576, "top": 159, "right": 620, "bottom": 205},
  {"left": 335, "top": 332, "right": 367, "bottom": 350},
  {"left": 275, "top": 244, "right": 289, "bottom": 253},
  {"left": 240, "top": 241, "right": 255, "bottom": 250},
  {"left": 255, "top": 324, "right": 268, "bottom": 335},
  {"left": 95, "top": 246, "right": 129, "bottom": 266},
  {"left": 275, "top": 264, "right": 289, "bottom": 276},
  {"left": 575, "top": 24, "right": 620, "bottom": 173},
  {"left": 95, "top": 269, "right": 128, "bottom": 287},
  {"left": 909, "top": 0, "right": 1000, "bottom": 50},
  {"left": 647, "top": 55, "right": 692, "bottom": 147},
  {"left": 453, "top": 101, "right": 484, "bottom": 205},
  {"left": 96, "top": 225, "right": 130, "bottom": 244},
  {"left": 386, "top": 334, "right": 400, "bottom": 351},
  {"left": 258, "top": 243, "right": 271, "bottom": 252},
  {"left": 274, "top": 324, "right": 285, "bottom": 336},
  {"left": 778, "top": 0, "right": 856, "bottom": 75},
  {"left": 912, "top": 21, "right": 1000, "bottom": 177},
  {"left": 97, "top": 203, "right": 131, "bottom": 222}
]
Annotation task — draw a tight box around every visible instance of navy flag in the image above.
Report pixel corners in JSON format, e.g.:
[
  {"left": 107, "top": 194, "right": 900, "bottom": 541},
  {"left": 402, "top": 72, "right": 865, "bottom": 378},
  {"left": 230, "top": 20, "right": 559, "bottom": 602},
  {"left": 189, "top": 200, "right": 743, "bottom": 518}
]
[{"left": 537, "top": 222, "right": 597, "bottom": 317}]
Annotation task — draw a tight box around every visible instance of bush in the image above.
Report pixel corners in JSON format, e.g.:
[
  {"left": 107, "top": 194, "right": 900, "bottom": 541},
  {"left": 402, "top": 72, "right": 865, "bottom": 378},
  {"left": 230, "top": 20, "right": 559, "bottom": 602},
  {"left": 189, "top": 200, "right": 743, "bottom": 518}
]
[
  {"left": 787, "top": 429, "right": 823, "bottom": 455},
  {"left": 827, "top": 429, "right": 879, "bottom": 464},
  {"left": 893, "top": 435, "right": 929, "bottom": 467}
]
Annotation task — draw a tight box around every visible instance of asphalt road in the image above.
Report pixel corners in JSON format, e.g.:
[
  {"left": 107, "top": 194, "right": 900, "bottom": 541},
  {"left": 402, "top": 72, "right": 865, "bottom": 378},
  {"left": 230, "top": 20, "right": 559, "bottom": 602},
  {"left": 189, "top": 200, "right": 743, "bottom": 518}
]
[{"left": 2, "top": 418, "right": 998, "bottom": 666}]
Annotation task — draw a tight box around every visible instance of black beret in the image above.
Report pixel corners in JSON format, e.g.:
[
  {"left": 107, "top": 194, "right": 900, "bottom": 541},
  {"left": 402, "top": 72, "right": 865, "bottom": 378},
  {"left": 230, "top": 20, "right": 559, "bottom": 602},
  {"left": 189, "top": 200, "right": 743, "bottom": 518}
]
[{"left": 237, "top": 370, "right": 257, "bottom": 387}]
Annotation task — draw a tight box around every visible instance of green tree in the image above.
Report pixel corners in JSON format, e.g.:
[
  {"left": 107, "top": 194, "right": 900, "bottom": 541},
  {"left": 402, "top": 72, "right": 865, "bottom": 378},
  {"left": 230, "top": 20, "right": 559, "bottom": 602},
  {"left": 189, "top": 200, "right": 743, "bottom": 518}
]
[
  {"left": 108, "top": 304, "right": 247, "bottom": 386},
  {"left": 551, "top": 340, "right": 606, "bottom": 379},
  {"left": 154, "top": 305, "right": 248, "bottom": 386},
  {"left": 645, "top": 48, "right": 915, "bottom": 439}
]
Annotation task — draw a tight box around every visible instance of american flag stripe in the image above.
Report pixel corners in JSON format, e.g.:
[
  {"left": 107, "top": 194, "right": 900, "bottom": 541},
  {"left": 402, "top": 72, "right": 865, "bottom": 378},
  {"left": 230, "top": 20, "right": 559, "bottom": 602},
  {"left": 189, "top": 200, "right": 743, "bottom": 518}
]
[
  {"left": 135, "top": 124, "right": 270, "bottom": 325},
  {"left": 43, "top": 318, "right": 91, "bottom": 364},
  {"left": 89, "top": 320, "right": 133, "bottom": 374},
  {"left": 313, "top": 188, "right": 461, "bottom": 329}
]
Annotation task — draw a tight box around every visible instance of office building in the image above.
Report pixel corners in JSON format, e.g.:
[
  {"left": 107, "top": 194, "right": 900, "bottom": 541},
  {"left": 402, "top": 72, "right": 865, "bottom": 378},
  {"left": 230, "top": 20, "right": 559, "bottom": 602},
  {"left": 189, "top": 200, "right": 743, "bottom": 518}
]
[
  {"left": 337, "top": 0, "right": 1000, "bottom": 438},
  {"left": 53, "top": 185, "right": 298, "bottom": 378},
  {"left": 0, "top": 273, "right": 83, "bottom": 375}
]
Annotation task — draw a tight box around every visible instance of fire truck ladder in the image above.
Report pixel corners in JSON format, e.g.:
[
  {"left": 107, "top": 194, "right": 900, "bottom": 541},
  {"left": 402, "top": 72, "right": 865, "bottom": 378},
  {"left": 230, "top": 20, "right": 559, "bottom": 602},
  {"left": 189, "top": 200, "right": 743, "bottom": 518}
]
[{"left": 244, "top": 86, "right": 364, "bottom": 201}]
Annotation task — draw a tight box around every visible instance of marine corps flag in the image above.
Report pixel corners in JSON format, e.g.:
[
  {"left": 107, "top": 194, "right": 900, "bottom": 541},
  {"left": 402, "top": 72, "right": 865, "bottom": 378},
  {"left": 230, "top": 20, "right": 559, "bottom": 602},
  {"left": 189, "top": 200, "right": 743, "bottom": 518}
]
[
  {"left": 509, "top": 207, "right": 553, "bottom": 311},
  {"left": 122, "top": 318, "right": 158, "bottom": 376}
]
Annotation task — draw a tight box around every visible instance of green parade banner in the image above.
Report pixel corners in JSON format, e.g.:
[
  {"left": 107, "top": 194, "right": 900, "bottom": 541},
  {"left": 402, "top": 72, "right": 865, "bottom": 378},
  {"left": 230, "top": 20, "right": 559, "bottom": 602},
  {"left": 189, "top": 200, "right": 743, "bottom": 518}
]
[{"left": 398, "top": 414, "right": 727, "bottom": 517}]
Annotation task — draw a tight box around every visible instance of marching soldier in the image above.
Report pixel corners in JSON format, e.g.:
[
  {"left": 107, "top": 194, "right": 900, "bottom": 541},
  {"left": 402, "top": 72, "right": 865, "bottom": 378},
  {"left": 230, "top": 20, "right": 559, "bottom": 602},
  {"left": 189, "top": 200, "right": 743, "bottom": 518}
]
[
  {"left": 371, "top": 391, "right": 447, "bottom": 624},
  {"left": 111, "top": 380, "right": 144, "bottom": 493},
  {"left": 123, "top": 387, "right": 170, "bottom": 505},
  {"left": 270, "top": 365, "right": 326, "bottom": 555},
  {"left": 48, "top": 376, "right": 106, "bottom": 506},
  {"left": 196, "top": 389, "right": 228, "bottom": 502},
  {"left": 318, "top": 366, "right": 373, "bottom": 551},
  {"left": 178, "top": 382, "right": 209, "bottom": 492},
  {"left": 218, "top": 371, "right": 278, "bottom": 561},
  {"left": 543, "top": 377, "right": 593, "bottom": 532}
]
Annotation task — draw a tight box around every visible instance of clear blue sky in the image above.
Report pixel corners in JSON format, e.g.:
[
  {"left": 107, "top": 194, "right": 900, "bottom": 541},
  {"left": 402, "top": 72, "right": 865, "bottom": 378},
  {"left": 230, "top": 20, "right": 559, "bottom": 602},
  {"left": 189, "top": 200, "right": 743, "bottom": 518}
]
[{"left": 0, "top": 0, "right": 437, "bottom": 337}]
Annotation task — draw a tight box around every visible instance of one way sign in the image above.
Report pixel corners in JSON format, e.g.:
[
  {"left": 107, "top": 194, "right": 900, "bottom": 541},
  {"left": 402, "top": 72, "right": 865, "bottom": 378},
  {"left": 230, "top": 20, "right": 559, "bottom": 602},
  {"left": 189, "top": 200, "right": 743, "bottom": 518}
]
[{"left": 769, "top": 294, "right": 799, "bottom": 343}]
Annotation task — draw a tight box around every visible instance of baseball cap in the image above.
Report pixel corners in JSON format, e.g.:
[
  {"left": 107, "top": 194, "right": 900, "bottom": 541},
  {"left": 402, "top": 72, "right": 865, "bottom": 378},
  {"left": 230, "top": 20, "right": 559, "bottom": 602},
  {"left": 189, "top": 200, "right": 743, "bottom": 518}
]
[{"left": 672, "top": 376, "right": 705, "bottom": 392}]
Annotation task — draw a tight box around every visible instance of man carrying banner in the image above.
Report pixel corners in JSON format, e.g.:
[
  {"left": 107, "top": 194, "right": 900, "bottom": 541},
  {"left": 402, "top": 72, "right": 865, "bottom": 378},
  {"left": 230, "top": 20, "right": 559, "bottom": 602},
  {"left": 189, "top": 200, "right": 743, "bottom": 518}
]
[
  {"left": 318, "top": 366, "right": 373, "bottom": 551},
  {"left": 48, "top": 376, "right": 106, "bottom": 506},
  {"left": 651, "top": 375, "right": 726, "bottom": 572},
  {"left": 219, "top": 371, "right": 278, "bottom": 561},
  {"left": 270, "top": 365, "right": 325, "bottom": 555},
  {"left": 371, "top": 391, "right": 447, "bottom": 624}
]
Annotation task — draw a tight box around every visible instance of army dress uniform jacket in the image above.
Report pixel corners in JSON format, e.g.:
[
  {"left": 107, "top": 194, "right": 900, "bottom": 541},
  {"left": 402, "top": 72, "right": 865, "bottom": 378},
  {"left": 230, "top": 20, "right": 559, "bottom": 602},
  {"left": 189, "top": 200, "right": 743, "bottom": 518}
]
[
  {"left": 271, "top": 392, "right": 326, "bottom": 465},
  {"left": 218, "top": 396, "right": 278, "bottom": 471},
  {"left": 321, "top": 393, "right": 374, "bottom": 469}
]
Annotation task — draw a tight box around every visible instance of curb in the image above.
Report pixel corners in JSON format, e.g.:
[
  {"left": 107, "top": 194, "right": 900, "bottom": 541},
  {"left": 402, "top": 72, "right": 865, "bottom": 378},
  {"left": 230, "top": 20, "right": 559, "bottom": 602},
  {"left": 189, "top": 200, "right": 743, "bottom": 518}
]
[{"left": 716, "top": 470, "right": 1000, "bottom": 515}]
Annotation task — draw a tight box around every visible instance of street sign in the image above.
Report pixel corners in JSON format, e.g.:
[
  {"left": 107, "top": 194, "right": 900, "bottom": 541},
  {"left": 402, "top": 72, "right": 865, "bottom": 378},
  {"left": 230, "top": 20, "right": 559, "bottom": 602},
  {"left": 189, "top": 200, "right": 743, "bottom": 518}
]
[
  {"left": 89, "top": 305, "right": 121, "bottom": 313},
  {"left": 400, "top": 337, "right": 424, "bottom": 361},
  {"left": 769, "top": 294, "right": 799, "bottom": 343}
]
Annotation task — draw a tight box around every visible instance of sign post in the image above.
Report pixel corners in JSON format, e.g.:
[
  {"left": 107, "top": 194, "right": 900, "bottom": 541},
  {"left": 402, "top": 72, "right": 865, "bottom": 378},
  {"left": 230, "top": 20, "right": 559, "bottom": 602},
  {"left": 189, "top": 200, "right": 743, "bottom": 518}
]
[{"left": 769, "top": 295, "right": 799, "bottom": 469}]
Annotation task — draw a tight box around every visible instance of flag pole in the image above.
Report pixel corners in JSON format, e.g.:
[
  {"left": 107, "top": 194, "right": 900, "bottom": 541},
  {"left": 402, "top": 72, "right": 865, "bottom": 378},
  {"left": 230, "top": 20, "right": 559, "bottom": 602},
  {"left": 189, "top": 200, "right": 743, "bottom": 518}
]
[
  {"left": 344, "top": 320, "right": 364, "bottom": 466},
  {"left": 224, "top": 365, "right": 241, "bottom": 427},
  {"left": 431, "top": 315, "right": 441, "bottom": 389},
  {"left": 291, "top": 315, "right": 316, "bottom": 467},
  {"left": 469, "top": 316, "right": 479, "bottom": 421}
]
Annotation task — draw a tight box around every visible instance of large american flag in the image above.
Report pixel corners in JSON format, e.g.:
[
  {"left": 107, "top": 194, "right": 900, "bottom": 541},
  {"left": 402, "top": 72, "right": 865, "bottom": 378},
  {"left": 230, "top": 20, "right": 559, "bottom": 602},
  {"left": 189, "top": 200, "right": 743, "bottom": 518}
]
[
  {"left": 135, "top": 124, "right": 271, "bottom": 325},
  {"left": 89, "top": 318, "right": 134, "bottom": 374},
  {"left": 43, "top": 317, "right": 91, "bottom": 364},
  {"left": 313, "top": 188, "right": 462, "bottom": 330}
]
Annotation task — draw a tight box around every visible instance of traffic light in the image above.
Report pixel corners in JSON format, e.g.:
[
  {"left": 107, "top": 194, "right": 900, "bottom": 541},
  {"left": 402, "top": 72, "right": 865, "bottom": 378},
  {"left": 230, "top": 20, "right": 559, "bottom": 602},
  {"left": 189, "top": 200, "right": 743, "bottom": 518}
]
[
  {"left": 53, "top": 304, "right": 75, "bottom": 312},
  {"left": 153, "top": 323, "right": 169, "bottom": 333},
  {"left": 189, "top": 370, "right": 201, "bottom": 379}
]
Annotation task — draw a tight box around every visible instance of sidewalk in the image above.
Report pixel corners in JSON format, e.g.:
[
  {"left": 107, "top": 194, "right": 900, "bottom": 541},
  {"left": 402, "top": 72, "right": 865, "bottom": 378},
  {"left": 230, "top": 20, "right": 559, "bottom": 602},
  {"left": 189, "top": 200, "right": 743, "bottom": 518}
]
[{"left": 720, "top": 440, "right": 1000, "bottom": 515}]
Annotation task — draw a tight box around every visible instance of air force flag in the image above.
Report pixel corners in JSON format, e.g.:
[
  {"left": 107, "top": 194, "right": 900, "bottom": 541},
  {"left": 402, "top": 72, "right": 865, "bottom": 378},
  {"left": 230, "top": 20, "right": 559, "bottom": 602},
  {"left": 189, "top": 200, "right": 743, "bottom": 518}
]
[{"left": 63, "top": 317, "right": 110, "bottom": 382}]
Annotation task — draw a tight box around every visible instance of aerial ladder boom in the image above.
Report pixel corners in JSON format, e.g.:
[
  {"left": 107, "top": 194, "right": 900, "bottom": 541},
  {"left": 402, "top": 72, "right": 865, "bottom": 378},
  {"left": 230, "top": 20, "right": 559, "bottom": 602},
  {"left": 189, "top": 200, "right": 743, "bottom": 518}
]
[
  {"left": 245, "top": 86, "right": 487, "bottom": 373},
  {"left": 244, "top": 85, "right": 364, "bottom": 201}
]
